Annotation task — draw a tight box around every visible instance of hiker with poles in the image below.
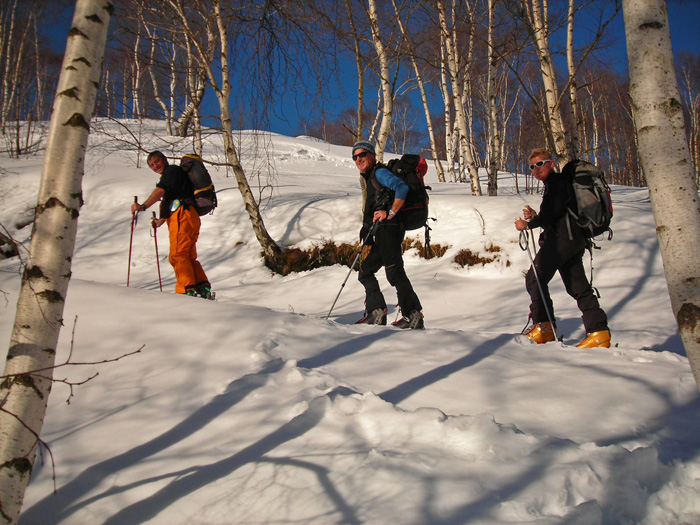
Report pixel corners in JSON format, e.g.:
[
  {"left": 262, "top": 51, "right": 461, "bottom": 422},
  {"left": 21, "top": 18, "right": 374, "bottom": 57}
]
[
  {"left": 352, "top": 141, "right": 424, "bottom": 329},
  {"left": 130, "top": 151, "right": 213, "bottom": 299},
  {"left": 514, "top": 147, "right": 610, "bottom": 348}
]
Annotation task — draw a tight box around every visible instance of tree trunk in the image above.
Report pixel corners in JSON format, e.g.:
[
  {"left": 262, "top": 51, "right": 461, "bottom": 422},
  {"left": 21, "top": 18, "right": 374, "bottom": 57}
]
[
  {"left": 166, "top": 0, "right": 280, "bottom": 257},
  {"left": 486, "top": 0, "right": 499, "bottom": 195},
  {"left": 566, "top": 0, "right": 581, "bottom": 159},
  {"left": 437, "top": 0, "right": 481, "bottom": 194},
  {"left": 391, "top": 0, "right": 445, "bottom": 181},
  {"left": 522, "top": 0, "right": 570, "bottom": 162},
  {"left": 0, "top": 2, "right": 111, "bottom": 522},
  {"left": 344, "top": 0, "right": 365, "bottom": 143},
  {"left": 623, "top": 0, "right": 700, "bottom": 391},
  {"left": 367, "top": 0, "right": 392, "bottom": 162}
]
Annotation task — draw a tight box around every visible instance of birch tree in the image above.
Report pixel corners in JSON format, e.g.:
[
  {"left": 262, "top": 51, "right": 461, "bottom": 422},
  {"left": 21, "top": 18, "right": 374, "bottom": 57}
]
[
  {"left": 486, "top": 0, "right": 500, "bottom": 195},
  {"left": 0, "top": 2, "right": 112, "bottom": 522},
  {"left": 520, "top": 0, "right": 570, "bottom": 161},
  {"left": 367, "top": 0, "right": 392, "bottom": 162},
  {"left": 623, "top": 0, "right": 700, "bottom": 390},
  {"left": 391, "top": 0, "right": 446, "bottom": 181},
  {"left": 437, "top": 0, "right": 482, "bottom": 194},
  {"left": 163, "top": 0, "right": 281, "bottom": 257}
]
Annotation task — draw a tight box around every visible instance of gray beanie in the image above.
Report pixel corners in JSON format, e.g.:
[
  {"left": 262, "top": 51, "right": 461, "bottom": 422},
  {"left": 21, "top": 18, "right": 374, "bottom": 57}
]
[{"left": 352, "top": 141, "right": 375, "bottom": 157}]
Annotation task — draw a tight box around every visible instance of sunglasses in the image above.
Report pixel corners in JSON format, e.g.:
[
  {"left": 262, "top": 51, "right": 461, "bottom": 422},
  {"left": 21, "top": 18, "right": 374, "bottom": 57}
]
[
  {"left": 352, "top": 151, "right": 370, "bottom": 161},
  {"left": 529, "top": 159, "right": 552, "bottom": 170}
]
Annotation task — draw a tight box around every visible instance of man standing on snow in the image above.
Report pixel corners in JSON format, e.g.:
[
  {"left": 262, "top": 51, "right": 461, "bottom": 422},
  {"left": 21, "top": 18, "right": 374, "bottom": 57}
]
[
  {"left": 131, "top": 151, "right": 213, "bottom": 299},
  {"left": 514, "top": 147, "right": 609, "bottom": 347},
  {"left": 353, "top": 141, "right": 424, "bottom": 329}
]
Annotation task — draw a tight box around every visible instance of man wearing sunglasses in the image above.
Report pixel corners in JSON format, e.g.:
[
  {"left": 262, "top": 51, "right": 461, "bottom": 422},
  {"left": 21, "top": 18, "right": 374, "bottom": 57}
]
[
  {"left": 514, "top": 148, "right": 610, "bottom": 347},
  {"left": 352, "top": 141, "right": 424, "bottom": 329}
]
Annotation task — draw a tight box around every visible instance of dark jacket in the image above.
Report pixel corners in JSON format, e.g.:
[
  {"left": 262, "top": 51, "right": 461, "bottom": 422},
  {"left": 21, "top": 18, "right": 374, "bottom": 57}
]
[
  {"left": 156, "top": 164, "right": 195, "bottom": 219},
  {"left": 528, "top": 172, "right": 586, "bottom": 259},
  {"left": 361, "top": 164, "right": 410, "bottom": 227}
]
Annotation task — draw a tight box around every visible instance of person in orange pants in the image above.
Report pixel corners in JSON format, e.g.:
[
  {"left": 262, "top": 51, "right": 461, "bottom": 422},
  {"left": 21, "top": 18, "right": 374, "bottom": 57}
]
[
  {"left": 131, "top": 151, "right": 213, "bottom": 298},
  {"left": 166, "top": 204, "right": 209, "bottom": 295}
]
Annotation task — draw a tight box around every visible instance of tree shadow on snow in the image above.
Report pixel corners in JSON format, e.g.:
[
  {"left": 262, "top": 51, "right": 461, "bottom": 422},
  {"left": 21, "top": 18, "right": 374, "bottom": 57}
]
[
  {"left": 98, "top": 389, "right": 359, "bottom": 525},
  {"left": 20, "top": 358, "right": 293, "bottom": 524},
  {"left": 379, "top": 333, "right": 513, "bottom": 405}
]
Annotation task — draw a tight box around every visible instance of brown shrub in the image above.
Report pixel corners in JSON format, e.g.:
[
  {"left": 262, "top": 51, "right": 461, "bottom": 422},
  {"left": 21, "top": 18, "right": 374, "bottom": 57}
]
[
  {"left": 453, "top": 244, "right": 510, "bottom": 268},
  {"left": 263, "top": 236, "right": 450, "bottom": 276},
  {"left": 402, "top": 237, "right": 450, "bottom": 260},
  {"left": 263, "top": 241, "right": 365, "bottom": 276}
]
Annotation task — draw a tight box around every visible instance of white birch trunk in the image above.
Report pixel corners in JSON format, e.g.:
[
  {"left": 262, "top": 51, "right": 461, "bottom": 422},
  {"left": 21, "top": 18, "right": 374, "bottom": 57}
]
[
  {"left": 0, "top": 2, "right": 111, "bottom": 521},
  {"left": 167, "top": 0, "right": 279, "bottom": 257},
  {"left": 566, "top": 0, "right": 581, "bottom": 159},
  {"left": 344, "top": 0, "right": 365, "bottom": 142},
  {"left": 623, "top": 0, "right": 700, "bottom": 390},
  {"left": 439, "top": 41, "right": 456, "bottom": 183},
  {"left": 438, "top": 0, "right": 481, "bottom": 194},
  {"left": 523, "top": 0, "right": 570, "bottom": 161},
  {"left": 391, "top": 0, "right": 445, "bottom": 181},
  {"left": 486, "top": 0, "right": 499, "bottom": 195},
  {"left": 367, "top": 0, "right": 392, "bottom": 162}
]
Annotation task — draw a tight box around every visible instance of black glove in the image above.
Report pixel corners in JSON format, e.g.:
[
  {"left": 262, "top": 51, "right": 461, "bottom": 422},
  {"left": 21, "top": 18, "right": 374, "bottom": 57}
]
[{"left": 360, "top": 223, "right": 374, "bottom": 246}]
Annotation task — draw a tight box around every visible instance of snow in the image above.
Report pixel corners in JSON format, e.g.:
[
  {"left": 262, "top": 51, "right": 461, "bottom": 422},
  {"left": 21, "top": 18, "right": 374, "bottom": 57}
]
[{"left": 1, "top": 121, "right": 699, "bottom": 524}]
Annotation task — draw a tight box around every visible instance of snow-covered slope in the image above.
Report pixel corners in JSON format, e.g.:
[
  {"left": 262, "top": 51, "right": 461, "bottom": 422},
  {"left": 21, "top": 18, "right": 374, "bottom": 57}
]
[{"left": 1, "top": 122, "right": 698, "bottom": 524}]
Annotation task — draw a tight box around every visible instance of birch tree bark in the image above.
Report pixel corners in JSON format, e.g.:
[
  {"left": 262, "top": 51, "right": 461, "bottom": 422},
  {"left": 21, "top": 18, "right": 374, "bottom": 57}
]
[
  {"left": 521, "top": 0, "right": 570, "bottom": 162},
  {"left": 367, "top": 0, "right": 392, "bottom": 162},
  {"left": 566, "top": 0, "right": 581, "bottom": 159},
  {"left": 486, "top": 0, "right": 500, "bottom": 195},
  {"left": 0, "top": 2, "right": 112, "bottom": 522},
  {"left": 391, "top": 0, "right": 445, "bottom": 181},
  {"left": 623, "top": 0, "right": 700, "bottom": 390},
  {"left": 437, "top": 0, "right": 481, "bottom": 194},
  {"left": 165, "top": 0, "right": 280, "bottom": 257},
  {"left": 344, "top": 0, "right": 366, "bottom": 143}
]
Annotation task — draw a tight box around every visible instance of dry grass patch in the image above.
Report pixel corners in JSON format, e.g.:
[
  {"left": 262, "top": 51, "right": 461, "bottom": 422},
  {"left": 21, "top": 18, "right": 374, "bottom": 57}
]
[
  {"left": 453, "top": 243, "right": 510, "bottom": 268},
  {"left": 264, "top": 236, "right": 451, "bottom": 276}
]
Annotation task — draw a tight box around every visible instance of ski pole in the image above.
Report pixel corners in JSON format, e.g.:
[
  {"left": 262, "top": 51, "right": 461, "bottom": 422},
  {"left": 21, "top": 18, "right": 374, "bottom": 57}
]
[
  {"left": 518, "top": 221, "right": 558, "bottom": 341},
  {"left": 152, "top": 212, "right": 163, "bottom": 292},
  {"left": 127, "top": 196, "right": 138, "bottom": 287},
  {"left": 325, "top": 221, "right": 379, "bottom": 320}
]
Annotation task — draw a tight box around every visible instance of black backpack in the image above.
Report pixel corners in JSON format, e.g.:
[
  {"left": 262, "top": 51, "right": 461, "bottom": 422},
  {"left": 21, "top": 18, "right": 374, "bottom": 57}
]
[
  {"left": 562, "top": 159, "right": 613, "bottom": 240},
  {"left": 383, "top": 154, "right": 430, "bottom": 231},
  {"left": 180, "top": 154, "right": 217, "bottom": 216}
]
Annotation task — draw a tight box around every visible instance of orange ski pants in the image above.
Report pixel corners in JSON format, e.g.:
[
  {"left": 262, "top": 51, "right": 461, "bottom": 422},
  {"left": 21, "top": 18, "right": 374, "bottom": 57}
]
[{"left": 166, "top": 205, "right": 209, "bottom": 294}]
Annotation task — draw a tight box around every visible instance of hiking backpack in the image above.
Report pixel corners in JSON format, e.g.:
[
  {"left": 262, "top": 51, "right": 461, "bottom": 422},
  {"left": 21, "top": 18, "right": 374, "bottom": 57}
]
[
  {"left": 562, "top": 159, "right": 613, "bottom": 240},
  {"left": 180, "top": 154, "right": 217, "bottom": 216},
  {"left": 383, "top": 154, "right": 430, "bottom": 231}
]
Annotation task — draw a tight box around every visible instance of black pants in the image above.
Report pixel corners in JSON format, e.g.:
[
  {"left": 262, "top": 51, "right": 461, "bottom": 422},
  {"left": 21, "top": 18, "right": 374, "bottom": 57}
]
[
  {"left": 358, "top": 222, "right": 422, "bottom": 316},
  {"left": 526, "top": 243, "right": 608, "bottom": 333}
]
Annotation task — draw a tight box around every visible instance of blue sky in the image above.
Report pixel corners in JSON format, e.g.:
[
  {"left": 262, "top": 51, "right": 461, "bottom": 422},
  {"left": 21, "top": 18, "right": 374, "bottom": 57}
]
[{"left": 43, "top": 1, "right": 700, "bottom": 137}]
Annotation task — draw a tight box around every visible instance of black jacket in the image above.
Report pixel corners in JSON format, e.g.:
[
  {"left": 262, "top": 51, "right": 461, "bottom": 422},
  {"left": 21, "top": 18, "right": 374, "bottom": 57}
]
[
  {"left": 156, "top": 164, "right": 194, "bottom": 218},
  {"left": 528, "top": 172, "right": 586, "bottom": 259}
]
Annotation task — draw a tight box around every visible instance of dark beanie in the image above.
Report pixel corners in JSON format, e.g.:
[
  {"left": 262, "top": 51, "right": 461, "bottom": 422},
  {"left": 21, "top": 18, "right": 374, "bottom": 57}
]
[{"left": 352, "top": 141, "right": 375, "bottom": 156}]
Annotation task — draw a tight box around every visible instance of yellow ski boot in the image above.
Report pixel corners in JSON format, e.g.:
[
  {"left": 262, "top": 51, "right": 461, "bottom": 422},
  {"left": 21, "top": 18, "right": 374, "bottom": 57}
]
[
  {"left": 525, "top": 322, "right": 555, "bottom": 344},
  {"left": 576, "top": 330, "right": 611, "bottom": 348}
]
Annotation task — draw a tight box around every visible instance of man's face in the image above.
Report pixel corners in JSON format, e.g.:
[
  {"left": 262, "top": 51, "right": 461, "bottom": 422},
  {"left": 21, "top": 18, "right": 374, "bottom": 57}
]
[
  {"left": 353, "top": 149, "right": 375, "bottom": 173},
  {"left": 148, "top": 156, "right": 166, "bottom": 175},
  {"left": 529, "top": 155, "right": 554, "bottom": 182}
]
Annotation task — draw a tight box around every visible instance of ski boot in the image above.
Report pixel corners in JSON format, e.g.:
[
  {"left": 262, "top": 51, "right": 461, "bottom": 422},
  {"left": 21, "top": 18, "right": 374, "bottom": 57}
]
[
  {"left": 525, "top": 322, "right": 555, "bottom": 344},
  {"left": 197, "top": 284, "right": 215, "bottom": 300},
  {"left": 392, "top": 310, "right": 425, "bottom": 330},
  {"left": 355, "top": 308, "right": 387, "bottom": 325},
  {"left": 576, "top": 330, "right": 611, "bottom": 348}
]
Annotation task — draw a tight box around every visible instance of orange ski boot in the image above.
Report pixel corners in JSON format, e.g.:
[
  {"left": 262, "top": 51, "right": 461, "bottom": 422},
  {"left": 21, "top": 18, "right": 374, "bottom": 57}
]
[
  {"left": 525, "top": 322, "right": 555, "bottom": 344},
  {"left": 576, "top": 330, "right": 611, "bottom": 348}
]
